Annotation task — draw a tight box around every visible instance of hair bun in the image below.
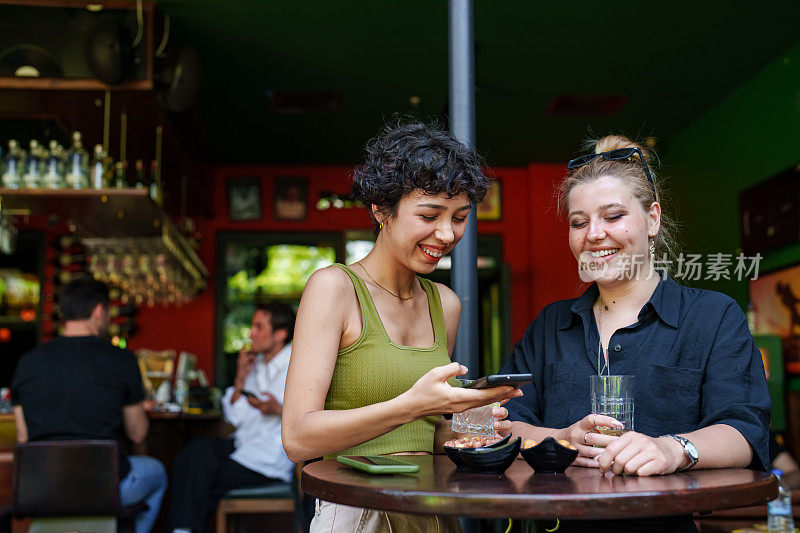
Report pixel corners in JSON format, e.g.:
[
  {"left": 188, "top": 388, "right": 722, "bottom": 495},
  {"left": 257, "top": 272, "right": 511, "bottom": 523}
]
[{"left": 593, "top": 135, "right": 651, "bottom": 164}]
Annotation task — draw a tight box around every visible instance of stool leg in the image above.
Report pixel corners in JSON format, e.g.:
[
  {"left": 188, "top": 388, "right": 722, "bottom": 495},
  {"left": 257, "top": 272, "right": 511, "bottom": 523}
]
[{"left": 216, "top": 505, "right": 227, "bottom": 533}]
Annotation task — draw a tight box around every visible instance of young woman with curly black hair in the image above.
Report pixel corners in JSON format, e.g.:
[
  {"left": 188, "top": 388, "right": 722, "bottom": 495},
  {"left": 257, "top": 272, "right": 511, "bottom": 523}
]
[{"left": 283, "top": 122, "right": 522, "bottom": 532}]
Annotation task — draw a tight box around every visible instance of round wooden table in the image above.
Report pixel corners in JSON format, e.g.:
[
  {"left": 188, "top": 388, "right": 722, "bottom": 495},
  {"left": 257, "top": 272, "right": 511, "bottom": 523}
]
[{"left": 302, "top": 455, "right": 777, "bottom": 520}]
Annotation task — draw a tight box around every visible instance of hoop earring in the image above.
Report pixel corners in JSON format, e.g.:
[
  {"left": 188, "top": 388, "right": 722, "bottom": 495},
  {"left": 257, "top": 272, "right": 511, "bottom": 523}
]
[
  {"left": 649, "top": 238, "right": 656, "bottom": 256},
  {"left": 379, "top": 222, "right": 384, "bottom": 231}
]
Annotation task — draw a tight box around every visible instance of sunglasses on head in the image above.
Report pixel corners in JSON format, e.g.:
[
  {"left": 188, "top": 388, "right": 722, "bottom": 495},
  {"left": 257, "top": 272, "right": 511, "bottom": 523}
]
[{"left": 567, "top": 147, "right": 656, "bottom": 197}]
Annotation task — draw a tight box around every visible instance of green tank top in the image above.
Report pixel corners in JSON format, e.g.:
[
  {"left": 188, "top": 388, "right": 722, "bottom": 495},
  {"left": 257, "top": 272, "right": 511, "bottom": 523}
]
[{"left": 324, "top": 263, "right": 452, "bottom": 459}]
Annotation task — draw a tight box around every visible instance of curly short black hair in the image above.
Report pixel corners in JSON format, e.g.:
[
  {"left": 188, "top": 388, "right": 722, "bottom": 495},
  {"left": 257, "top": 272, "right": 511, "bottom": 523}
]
[{"left": 352, "top": 121, "right": 490, "bottom": 233}]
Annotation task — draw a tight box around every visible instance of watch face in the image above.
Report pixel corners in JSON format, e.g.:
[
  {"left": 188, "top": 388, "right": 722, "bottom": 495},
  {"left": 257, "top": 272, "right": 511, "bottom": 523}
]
[{"left": 685, "top": 440, "right": 699, "bottom": 460}]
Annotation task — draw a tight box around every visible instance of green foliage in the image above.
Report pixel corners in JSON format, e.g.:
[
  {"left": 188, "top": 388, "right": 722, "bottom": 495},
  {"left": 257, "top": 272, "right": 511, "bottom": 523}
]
[{"left": 222, "top": 244, "right": 335, "bottom": 352}]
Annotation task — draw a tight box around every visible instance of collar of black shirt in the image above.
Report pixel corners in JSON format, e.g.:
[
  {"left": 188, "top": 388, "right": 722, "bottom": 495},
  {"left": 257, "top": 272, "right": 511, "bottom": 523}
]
[{"left": 557, "top": 275, "right": 681, "bottom": 331}]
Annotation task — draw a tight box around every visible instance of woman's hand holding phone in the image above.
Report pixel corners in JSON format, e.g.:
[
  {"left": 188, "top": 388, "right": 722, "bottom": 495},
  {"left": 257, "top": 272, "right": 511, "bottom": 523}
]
[
  {"left": 462, "top": 374, "right": 533, "bottom": 389},
  {"left": 401, "top": 362, "right": 523, "bottom": 418}
]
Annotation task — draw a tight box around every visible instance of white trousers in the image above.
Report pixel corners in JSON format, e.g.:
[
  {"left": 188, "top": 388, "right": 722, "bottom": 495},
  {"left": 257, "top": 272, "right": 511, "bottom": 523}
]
[{"left": 310, "top": 499, "right": 461, "bottom": 533}]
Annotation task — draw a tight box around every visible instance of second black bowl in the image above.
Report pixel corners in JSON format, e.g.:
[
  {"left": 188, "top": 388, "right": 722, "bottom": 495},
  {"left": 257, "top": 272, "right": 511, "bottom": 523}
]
[{"left": 520, "top": 436, "right": 578, "bottom": 474}]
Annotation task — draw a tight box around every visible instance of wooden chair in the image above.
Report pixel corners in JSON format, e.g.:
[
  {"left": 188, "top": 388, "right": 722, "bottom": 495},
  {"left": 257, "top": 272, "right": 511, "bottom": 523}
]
[
  {"left": 12, "top": 440, "right": 145, "bottom": 533},
  {"left": 0, "top": 451, "right": 13, "bottom": 533},
  {"left": 215, "top": 463, "right": 304, "bottom": 533}
]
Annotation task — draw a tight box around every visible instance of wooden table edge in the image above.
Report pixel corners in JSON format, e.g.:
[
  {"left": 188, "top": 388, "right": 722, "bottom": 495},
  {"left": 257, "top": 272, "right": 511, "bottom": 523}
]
[{"left": 301, "top": 462, "right": 777, "bottom": 520}]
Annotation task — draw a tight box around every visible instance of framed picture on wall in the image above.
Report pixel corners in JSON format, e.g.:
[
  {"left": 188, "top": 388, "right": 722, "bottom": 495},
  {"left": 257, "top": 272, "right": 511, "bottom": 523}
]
[
  {"left": 749, "top": 262, "right": 800, "bottom": 373},
  {"left": 477, "top": 180, "right": 502, "bottom": 221},
  {"left": 274, "top": 177, "right": 308, "bottom": 221},
  {"left": 228, "top": 177, "right": 262, "bottom": 221}
]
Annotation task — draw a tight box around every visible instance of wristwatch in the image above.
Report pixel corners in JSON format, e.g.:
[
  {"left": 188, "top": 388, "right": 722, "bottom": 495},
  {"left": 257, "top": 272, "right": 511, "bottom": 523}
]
[{"left": 663, "top": 434, "right": 698, "bottom": 472}]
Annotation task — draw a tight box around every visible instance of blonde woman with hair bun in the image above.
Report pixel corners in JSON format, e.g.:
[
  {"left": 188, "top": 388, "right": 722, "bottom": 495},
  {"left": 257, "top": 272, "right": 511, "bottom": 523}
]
[{"left": 494, "top": 134, "right": 771, "bottom": 532}]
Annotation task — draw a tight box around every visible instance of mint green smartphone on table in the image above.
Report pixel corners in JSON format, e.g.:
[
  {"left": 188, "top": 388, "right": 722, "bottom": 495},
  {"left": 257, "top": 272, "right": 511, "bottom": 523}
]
[{"left": 337, "top": 455, "right": 420, "bottom": 474}]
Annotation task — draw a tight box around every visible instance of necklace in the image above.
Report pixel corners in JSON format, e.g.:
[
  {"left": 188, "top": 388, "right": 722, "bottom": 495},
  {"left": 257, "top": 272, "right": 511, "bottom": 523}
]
[
  {"left": 597, "top": 296, "right": 608, "bottom": 376},
  {"left": 357, "top": 262, "right": 415, "bottom": 301}
]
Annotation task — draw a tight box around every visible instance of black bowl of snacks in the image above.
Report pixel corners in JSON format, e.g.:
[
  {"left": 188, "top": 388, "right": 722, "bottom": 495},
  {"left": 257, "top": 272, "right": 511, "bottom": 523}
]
[
  {"left": 443, "top": 445, "right": 470, "bottom": 469},
  {"left": 443, "top": 434, "right": 507, "bottom": 470},
  {"left": 520, "top": 436, "right": 578, "bottom": 474},
  {"left": 475, "top": 433, "right": 511, "bottom": 449},
  {"left": 458, "top": 437, "right": 521, "bottom": 474}
]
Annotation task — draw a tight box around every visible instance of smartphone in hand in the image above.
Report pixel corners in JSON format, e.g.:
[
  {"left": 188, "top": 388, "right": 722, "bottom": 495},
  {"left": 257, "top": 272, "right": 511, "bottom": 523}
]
[{"left": 462, "top": 373, "right": 533, "bottom": 389}]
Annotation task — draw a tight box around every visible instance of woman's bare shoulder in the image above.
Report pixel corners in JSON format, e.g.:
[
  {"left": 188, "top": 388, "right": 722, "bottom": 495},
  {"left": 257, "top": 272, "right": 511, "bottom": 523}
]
[
  {"left": 296, "top": 266, "right": 359, "bottom": 336},
  {"left": 433, "top": 281, "right": 461, "bottom": 316},
  {"left": 304, "top": 265, "right": 355, "bottom": 297}
]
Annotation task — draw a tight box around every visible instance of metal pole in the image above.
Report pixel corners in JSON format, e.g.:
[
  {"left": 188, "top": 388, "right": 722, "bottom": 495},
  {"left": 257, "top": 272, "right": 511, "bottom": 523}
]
[{"left": 448, "top": 0, "right": 479, "bottom": 379}]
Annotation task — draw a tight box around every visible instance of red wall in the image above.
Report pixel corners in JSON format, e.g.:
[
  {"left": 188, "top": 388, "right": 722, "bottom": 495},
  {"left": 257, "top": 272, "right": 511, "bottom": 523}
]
[{"left": 128, "top": 163, "right": 581, "bottom": 381}]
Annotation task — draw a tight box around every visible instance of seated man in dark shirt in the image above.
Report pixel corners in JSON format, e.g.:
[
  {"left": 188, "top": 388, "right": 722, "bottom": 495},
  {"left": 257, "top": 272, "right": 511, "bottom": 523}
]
[{"left": 12, "top": 277, "right": 167, "bottom": 533}]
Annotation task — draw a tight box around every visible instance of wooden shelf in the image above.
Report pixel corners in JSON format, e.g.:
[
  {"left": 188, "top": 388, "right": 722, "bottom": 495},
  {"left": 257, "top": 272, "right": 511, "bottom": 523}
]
[
  {"left": 1, "top": 188, "right": 163, "bottom": 236},
  {"left": 0, "top": 0, "right": 155, "bottom": 92},
  {"left": 0, "top": 77, "right": 152, "bottom": 91},
  {"left": 0, "top": 0, "right": 151, "bottom": 7},
  {"left": 0, "top": 188, "right": 209, "bottom": 289},
  {"left": 0, "top": 317, "right": 38, "bottom": 329}
]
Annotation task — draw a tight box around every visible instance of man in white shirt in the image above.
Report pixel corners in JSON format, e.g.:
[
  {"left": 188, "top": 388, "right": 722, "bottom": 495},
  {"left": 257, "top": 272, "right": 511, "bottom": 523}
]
[{"left": 169, "top": 302, "right": 295, "bottom": 533}]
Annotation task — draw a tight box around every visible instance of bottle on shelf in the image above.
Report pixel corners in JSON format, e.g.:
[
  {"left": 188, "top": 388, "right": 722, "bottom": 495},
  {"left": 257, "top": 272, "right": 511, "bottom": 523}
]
[
  {"left": 108, "top": 319, "right": 136, "bottom": 337},
  {"left": 108, "top": 304, "right": 135, "bottom": 318},
  {"left": 58, "top": 234, "right": 79, "bottom": 249},
  {"left": 43, "top": 140, "right": 65, "bottom": 189},
  {"left": 57, "top": 239, "right": 86, "bottom": 263},
  {"left": 22, "top": 139, "right": 43, "bottom": 189},
  {"left": 114, "top": 161, "right": 127, "bottom": 189},
  {"left": 2, "top": 140, "right": 23, "bottom": 189},
  {"left": 174, "top": 378, "right": 189, "bottom": 411},
  {"left": 134, "top": 159, "right": 145, "bottom": 189},
  {"left": 149, "top": 159, "right": 161, "bottom": 205},
  {"left": 65, "top": 131, "right": 89, "bottom": 189},
  {"left": 57, "top": 265, "right": 87, "bottom": 284},
  {"left": 767, "top": 469, "right": 794, "bottom": 532},
  {"left": 90, "top": 144, "right": 109, "bottom": 189},
  {"left": 58, "top": 251, "right": 87, "bottom": 267}
]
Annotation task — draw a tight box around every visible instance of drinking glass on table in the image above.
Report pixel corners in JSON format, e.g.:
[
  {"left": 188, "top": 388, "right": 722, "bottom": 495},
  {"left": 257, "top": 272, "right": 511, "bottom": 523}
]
[{"left": 591, "top": 375, "right": 634, "bottom": 436}]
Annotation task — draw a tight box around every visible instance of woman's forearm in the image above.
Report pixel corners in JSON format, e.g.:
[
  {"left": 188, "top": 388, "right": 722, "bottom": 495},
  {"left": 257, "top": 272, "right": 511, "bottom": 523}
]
[
  {"left": 282, "top": 394, "right": 417, "bottom": 462},
  {"left": 507, "top": 420, "right": 566, "bottom": 442},
  {"left": 681, "top": 424, "right": 753, "bottom": 470}
]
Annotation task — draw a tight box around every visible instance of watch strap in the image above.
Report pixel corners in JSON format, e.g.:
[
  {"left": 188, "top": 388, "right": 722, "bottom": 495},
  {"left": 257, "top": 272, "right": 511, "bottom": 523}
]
[{"left": 663, "top": 434, "right": 698, "bottom": 472}]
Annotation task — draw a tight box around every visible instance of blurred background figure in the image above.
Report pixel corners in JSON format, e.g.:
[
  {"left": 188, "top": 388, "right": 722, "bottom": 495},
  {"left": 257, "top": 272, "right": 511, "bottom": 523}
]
[
  {"left": 169, "top": 302, "right": 295, "bottom": 533},
  {"left": 12, "top": 277, "right": 167, "bottom": 533}
]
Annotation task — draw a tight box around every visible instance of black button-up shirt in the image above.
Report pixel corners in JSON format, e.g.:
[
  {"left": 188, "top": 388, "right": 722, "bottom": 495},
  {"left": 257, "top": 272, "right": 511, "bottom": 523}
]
[{"left": 500, "top": 275, "right": 771, "bottom": 471}]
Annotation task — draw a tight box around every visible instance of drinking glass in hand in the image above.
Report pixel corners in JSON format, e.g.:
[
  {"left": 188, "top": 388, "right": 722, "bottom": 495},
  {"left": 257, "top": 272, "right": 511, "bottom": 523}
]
[
  {"left": 451, "top": 402, "right": 499, "bottom": 436},
  {"left": 591, "top": 374, "right": 634, "bottom": 436}
]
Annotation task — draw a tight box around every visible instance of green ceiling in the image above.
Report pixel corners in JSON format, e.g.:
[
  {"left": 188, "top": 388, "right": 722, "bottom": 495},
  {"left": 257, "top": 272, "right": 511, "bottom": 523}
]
[
  {"left": 160, "top": 0, "right": 800, "bottom": 165},
  {"left": 152, "top": 2, "right": 800, "bottom": 165}
]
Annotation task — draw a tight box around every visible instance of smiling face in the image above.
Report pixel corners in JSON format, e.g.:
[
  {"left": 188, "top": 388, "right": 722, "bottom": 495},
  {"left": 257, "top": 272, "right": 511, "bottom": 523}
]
[
  {"left": 567, "top": 175, "right": 660, "bottom": 286},
  {"left": 376, "top": 189, "right": 471, "bottom": 274}
]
